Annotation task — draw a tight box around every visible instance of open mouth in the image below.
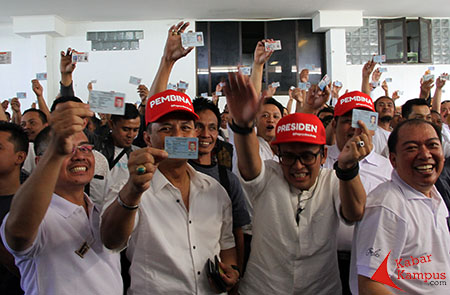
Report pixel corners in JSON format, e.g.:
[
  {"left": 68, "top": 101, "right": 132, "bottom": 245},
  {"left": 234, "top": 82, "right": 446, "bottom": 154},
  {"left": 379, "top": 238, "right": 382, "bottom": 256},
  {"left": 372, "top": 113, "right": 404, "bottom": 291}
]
[
  {"left": 199, "top": 141, "right": 212, "bottom": 148},
  {"left": 70, "top": 166, "right": 87, "bottom": 173},
  {"left": 266, "top": 125, "right": 274, "bottom": 131},
  {"left": 414, "top": 164, "right": 434, "bottom": 174}
]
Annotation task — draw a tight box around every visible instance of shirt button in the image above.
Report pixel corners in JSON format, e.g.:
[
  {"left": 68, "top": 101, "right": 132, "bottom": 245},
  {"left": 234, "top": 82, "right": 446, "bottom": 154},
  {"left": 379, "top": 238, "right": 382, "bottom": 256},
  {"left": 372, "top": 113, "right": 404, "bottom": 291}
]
[
  {"left": 189, "top": 220, "right": 192, "bottom": 224},
  {"left": 176, "top": 199, "right": 180, "bottom": 203},
  {"left": 193, "top": 246, "right": 196, "bottom": 249},
  {"left": 197, "top": 271, "right": 201, "bottom": 275}
]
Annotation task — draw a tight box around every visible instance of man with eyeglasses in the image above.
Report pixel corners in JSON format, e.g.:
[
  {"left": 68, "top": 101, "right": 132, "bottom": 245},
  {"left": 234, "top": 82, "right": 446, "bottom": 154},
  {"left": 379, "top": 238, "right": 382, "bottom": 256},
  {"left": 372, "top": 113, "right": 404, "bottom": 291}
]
[
  {"left": 224, "top": 73, "right": 371, "bottom": 295},
  {"left": 0, "top": 101, "right": 122, "bottom": 294}
]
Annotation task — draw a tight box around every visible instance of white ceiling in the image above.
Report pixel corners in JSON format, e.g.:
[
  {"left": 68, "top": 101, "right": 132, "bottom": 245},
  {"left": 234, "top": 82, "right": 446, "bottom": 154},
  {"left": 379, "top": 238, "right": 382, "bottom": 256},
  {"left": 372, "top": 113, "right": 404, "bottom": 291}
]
[{"left": 0, "top": 0, "right": 449, "bottom": 24}]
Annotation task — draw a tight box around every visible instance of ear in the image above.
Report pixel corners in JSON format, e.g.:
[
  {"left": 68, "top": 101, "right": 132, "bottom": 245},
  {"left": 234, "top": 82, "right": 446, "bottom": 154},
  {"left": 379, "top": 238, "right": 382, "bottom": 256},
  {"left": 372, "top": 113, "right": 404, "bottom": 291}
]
[
  {"left": 389, "top": 152, "right": 397, "bottom": 169},
  {"left": 143, "top": 131, "right": 152, "bottom": 147},
  {"left": 15, "top": 151, "right": 27, "bottom": 166},
  {"left": 331, "top": 117, "right": 337, "bottom": 131},
  {"left": 320, "top": 146, "right": 328, "bottom": 165}
]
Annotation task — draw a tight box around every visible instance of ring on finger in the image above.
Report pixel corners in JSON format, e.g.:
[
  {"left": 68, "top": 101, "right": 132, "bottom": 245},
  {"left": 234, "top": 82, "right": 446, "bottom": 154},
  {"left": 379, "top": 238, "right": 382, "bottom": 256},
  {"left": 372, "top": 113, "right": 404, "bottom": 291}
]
[
  {"left": 136, "top": 164, "right": 146, "bottom": 175},
  {"left": 356, "top": 141, "right": 365, "bottom": 148}
]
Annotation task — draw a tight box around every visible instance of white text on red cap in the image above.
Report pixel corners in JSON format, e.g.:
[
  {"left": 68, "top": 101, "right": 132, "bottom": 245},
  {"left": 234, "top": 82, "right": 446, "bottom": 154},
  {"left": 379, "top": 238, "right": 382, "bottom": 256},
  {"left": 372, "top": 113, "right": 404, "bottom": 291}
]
[
  {"left": 150, "top": 94, "right": 190, "bottom": 109},
  {"left": 277, "top": 123, "right": 318, "bottom": 134},
  {"left": 340, "top": 95, "right": 372, "bottom": 105}
]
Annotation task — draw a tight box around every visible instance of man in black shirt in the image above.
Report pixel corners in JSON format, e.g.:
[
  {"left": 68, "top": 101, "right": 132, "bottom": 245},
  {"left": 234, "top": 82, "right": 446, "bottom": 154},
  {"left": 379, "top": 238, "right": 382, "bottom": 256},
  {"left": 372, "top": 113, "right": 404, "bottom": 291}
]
[{"left": 0, "top": 122, "right": 28, "bottom": 295}]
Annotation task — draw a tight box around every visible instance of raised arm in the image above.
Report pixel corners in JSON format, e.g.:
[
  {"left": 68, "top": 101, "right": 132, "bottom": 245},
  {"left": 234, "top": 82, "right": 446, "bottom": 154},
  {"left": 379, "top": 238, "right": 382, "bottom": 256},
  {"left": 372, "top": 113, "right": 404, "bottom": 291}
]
[
  {"left": 0, "top": 100, "right": 7, "bottom": 122},
  {"left": 358, "top": 276, "right": 394, "bottom": 295},
  {"left": 31, "top": 79, "right": 50, "bottom": 120},
  {"left": 336, "top": 121, "right": 372, "bottom": 221},
  {"left": 5, "top": 102, "right": 93, "bottom": 251},
  {"left": 149, "top": 22, "right": 193, "bottom": 97},
  {"left": 59, "top": 48, "right": 76, "bottom": 97},
  {"left": 224, "top": 72, "right": 262, "bottom": 181},
  {"left": 250, "top": 40, "right": 273, "bottom": 96},
  {"left": 10, "top": 98, "right": 21, "bottom": 125},
  {"left": 432, "top": 74, "right": 447, "bottom": 112},
  {"left": 361, "top": 59, "right": 377, "bottom": 95},
  {"left": 298, "top": 84, "right": 330, "bottom": 115},
  {"left": 101, "top": 147, "right": 168, "bottom": 250}
]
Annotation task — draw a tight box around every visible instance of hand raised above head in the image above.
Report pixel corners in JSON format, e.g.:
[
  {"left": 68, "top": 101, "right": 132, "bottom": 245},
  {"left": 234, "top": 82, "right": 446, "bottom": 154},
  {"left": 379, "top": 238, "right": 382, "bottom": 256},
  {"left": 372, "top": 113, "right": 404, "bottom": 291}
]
[
  {"left": 50, "top": 101, "right": 93, "bottom": 155},
  {"left": 223, "top": 72, "right": 261, "bottom": 126},
  {"left": 163, "top": 21, "right": 193, "bottom": 62},
  {"left": 338, "top": 120, "right": 373, "bottom": 169}
]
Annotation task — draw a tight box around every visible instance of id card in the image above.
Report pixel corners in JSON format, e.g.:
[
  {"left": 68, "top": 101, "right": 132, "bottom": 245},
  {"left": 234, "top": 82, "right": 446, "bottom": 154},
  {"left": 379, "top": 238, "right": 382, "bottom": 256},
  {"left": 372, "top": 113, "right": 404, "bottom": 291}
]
[
  {"left": 378, "top": 67, "right": 387, "bottom": 73},
  {"left": 264, "top": 40, "right": 282, "bottom": 51},
  {"left": 298, "top": 82, "right": 310, "bottom": 90},
  {"left": 371, "top": 81, "right": 380, "bottom": 88},
  {"left": 352, "top": 109, "right": 378, "bottom": 131},
  {"left": 423, "top": 74, "right": 434, "bottom": 81},
  {"left": 201, "top": 93, "right": 208, "bottom": 98},
  {"left": 318, "top": 74, "right": 330, "bottom": 91},
  {"left": 396, "top": 90, "right": 404, "bottom": 96},
  {"left": 167, "top": 83, "right": 177, "bottom": 90},
  {"left": 90, "top": 80, "right": 97, "bottom": 84},
  {"left": 428, "top": 66, "right": 435, "bottom": 71},
  {"left": 373, "top": 55, "right": 386, "bottom": 63},
  {"left": 440, "top": 74, "right": 450, "bottom": 81},
  {"left": 165, "top": 137, "right": 198, "bottom": 159},
  {"left": 385, "top": 78, "right": 392, "bottom": 83},
  {"left": 129, "top": 76, "right": 142, "bottom": 85},
  {"left": 178, "top": 81, "right": 189, "bottom": 90},
  {"left": 271, "top": 82, "right": 280, "bottom": 88},
  {"left": 181, "top": 32, "right": 204, "bottom": 47},
  {"left": 215, "top": 91, "right": 222, "bottom": 96},
  {"left": 36, "top": 73, "right": 47, "bottom": 80},
  {"left": 305, "top": 64, "right": 314, "bottom": 70},
  {"left": 72, "top": 52, "right": 89, "bottom": 63},
  {"left": 334, "top": 81, "right": 343, "bottom": 87},
  {"left": 16, "top": 92, "right": 26, "bottom": 99},
  {"left": 0, "top": 51, "right": 12, "bottom": 64},
  {"left": 89, "top": 90, "right": 126, "bottom": 115},
  {"left": 239, "top": 67, "right": 251, "bottom": 76}
]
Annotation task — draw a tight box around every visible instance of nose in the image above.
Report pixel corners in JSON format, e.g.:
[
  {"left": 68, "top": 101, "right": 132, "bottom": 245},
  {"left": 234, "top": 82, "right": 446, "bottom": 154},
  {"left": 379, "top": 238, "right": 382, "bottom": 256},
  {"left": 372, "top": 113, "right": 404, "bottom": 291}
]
[
  {"left": 291, "top": 158, "right": 306, "bottom": 169},
  {"left": 417, "top": 145, "right": 432, "bottom": 159}
]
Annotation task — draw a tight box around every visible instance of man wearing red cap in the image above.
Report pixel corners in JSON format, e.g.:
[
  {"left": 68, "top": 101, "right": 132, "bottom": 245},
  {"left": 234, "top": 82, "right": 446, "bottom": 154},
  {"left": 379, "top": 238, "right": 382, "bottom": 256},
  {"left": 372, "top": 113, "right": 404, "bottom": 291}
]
[
  {"left": 100, "top": 22, "right": 239, "bottom": 294},
  {"left": 323, "top": 91, "right": 392, "bottom": 294},
  {"left": 224, "top": 73, "right": 372, "bottom": 294}
]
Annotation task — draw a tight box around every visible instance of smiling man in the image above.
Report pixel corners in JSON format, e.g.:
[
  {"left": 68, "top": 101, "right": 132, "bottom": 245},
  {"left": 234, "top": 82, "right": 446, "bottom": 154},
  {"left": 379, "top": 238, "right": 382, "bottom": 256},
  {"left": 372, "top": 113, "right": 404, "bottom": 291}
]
[
  {"left": 100, "top": 103, "right": 140, "bottom": 183},
  {"left": 189, "top": 97, "right": 250, "bottom": 273},
  {"left": 224, "top": 73, "right": 371, "bottom": 294},
  {"left": 351, "top": 119, "right": 450, "bottom": 295},
  {"left": 100, "top": 22, "right": 239, "bottom": 294},
  {"left": 255, "top": 98, "right": 283, "bottom": 161},
  {"left": 0, "top": 102, "right": 122, "bottom": 294},
  {"left": 20, "top": 109, "right": 48, "bottom": 174}
]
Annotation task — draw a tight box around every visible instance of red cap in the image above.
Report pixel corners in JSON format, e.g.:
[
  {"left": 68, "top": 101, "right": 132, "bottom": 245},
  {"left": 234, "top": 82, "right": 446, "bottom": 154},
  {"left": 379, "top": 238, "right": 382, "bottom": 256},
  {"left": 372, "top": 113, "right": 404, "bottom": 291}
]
[
  {"left": 271, "top": 113, "right": 325, "bottom": 145},
  {"left": 334, "top": 91, "right": 375, "bottom": 117},
  {"left": 145, "top": 90, "right": 199, "bottom": 124}
]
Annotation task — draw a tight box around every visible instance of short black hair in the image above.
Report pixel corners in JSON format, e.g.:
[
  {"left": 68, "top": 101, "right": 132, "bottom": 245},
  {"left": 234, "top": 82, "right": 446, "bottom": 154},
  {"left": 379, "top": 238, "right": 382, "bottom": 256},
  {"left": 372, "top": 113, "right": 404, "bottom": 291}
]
[
  {"left": 50, "top": 96, "right": 83, "bottom": 112},
  {"left": 388, "top": 119, "right": 441, "bottom": 154},
  {"left": 111, "top": 103, "right": 140, "bottom": 123},
  {"left": 22, "top": 108, "right": 48, "bottom": 124},
  {"left": 431, "top": 109, "right": 441, "bottom": 117},
  {"left": 264, "top": 97, "right": 284, "bottom": 117},
  {"left": 193, "top": 97, "right": 221, "bottom": 127},
  {"left": 318, "top": 106, "right": 334, "bottom": 117},
  {"left": 0, "top": 121, "right": 29, "bottom": 153},
  {"left": 401, "top": 99, "right": 429, "bottom": 119},
  {"left": 34, "top": 126, "right": 52, "bottom": 156},
  {"left": 374, "top": 96, "right": 395, "bottom": 112}
]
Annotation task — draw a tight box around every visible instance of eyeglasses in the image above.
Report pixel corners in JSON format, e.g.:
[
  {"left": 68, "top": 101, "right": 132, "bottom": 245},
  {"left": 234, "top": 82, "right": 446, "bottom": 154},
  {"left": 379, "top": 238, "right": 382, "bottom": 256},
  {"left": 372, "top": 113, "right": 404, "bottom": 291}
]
[
  {"left": 72, "top": 144, "right": 94, "bottom": 155},
  {"left": 278, "top": 150, "right": 322, "bottom": 166}
]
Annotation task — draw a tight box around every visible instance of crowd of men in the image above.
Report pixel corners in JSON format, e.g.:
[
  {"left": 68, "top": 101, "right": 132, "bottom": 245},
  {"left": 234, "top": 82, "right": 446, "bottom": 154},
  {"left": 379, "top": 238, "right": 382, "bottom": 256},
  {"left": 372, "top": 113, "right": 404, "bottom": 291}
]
[{"left": 0, "top": 21, "right": 449, "bottom": 295}]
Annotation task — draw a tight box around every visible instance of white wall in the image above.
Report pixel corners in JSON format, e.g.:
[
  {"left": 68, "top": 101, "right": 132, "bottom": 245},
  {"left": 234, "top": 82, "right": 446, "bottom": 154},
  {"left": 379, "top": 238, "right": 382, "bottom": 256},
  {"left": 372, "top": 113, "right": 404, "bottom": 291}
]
[{"left": 0, "top": 19, "right": 197, "bottom": 113}]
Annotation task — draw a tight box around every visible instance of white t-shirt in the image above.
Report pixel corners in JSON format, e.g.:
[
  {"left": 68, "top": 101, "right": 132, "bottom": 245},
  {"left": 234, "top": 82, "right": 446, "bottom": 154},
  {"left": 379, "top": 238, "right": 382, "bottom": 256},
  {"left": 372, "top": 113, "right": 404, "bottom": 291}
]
[
  {"left": 22, "top": 143, "right": 36, "bottom": 174},
  {"left": 373, "top": 127, "right": 391, "bottom": 158},
  {"left": 239, "top": 160, "right": 345, "bottom": 295},
  {"left": 350, "top": 170, "right": 450, "bottom": 295},
  {"left": 1, "top": 194, "right": 122, "bottom": 295},
  {"left": 108, "top": 164, "right": 235, "bottom": 295}
]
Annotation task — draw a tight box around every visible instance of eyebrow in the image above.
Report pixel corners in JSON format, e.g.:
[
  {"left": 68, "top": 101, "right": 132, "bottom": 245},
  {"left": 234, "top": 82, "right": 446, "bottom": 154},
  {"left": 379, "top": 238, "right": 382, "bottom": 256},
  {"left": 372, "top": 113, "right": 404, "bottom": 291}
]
[{"left": 402, "top": 138, "right": 440, "bottom": 145}]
